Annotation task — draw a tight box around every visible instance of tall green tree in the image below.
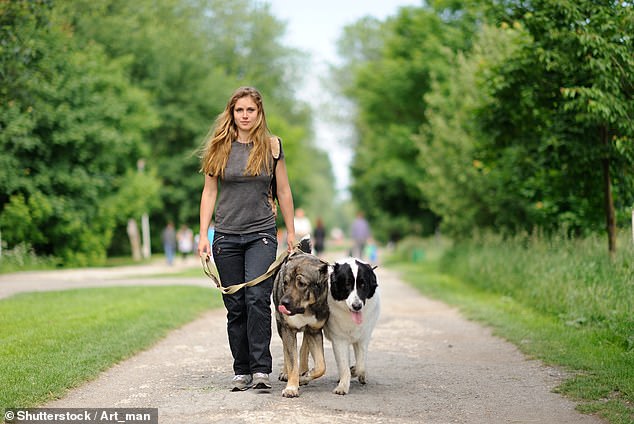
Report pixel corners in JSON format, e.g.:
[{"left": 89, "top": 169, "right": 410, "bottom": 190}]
[
  {"left": 0, "top": 0, "right": 159, "bottom": 265},
  {"left": 417, "top": 24, "right": 532, "bottom": 237},
  {"left": 484, "top": 0, "right": 634, "bottom": 252},
  {"left": 335, "top": 6, "right": 475, "bottom": 241}
]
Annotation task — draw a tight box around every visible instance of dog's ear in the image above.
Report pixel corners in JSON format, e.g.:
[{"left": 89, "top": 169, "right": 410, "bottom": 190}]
[
  {"left": 367, "top": 265, "right": 379, "bottom": 296},
  {"left": 297, "top": 236, "right": 311, "bottom": 254},
  {"left": 289, "top": 247, "right": 304, "bottom": 258}
]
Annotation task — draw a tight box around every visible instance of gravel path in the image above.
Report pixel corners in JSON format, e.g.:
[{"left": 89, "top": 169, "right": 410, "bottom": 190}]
[{"left": 1, "top": 258, "right": 603, "bottom": 423}]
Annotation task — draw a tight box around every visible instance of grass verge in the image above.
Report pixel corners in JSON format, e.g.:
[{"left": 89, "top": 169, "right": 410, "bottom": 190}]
[
  {"left": 0, "top": 286, "right": 222, "bottom": 409},
  {"left": 386, "top": 234, "right": 633, "bottom": 424}
]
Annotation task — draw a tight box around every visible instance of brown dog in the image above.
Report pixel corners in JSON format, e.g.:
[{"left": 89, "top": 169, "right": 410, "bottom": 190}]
[{"left": 272, "top": 251, "right": 330, "bottom": 397}]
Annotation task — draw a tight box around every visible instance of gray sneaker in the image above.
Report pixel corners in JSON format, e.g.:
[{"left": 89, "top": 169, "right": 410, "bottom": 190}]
[
  {"left": 231, "top": 374, "right": 252, "bottom": 391},
  {"left": 252, "top": 372, "right": 272, "bottom": 389}
]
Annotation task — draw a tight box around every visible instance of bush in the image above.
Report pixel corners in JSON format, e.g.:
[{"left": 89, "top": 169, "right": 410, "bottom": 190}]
[{"left": 0, "top": 243, "right": 59, "bottom": 273}]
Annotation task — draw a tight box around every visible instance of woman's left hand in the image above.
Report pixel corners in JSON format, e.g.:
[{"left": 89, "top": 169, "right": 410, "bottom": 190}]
[{"left": 286, "top": 233, "right": 296, "bottom": 253}]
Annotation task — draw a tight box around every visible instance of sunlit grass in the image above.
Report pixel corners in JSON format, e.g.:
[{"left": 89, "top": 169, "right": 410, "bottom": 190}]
[
  {"left": 386, "top": 232, "right": 634, "bottom": 424},
  {"left": 0, "top": 286, "right": 222, "bottom": 409}
]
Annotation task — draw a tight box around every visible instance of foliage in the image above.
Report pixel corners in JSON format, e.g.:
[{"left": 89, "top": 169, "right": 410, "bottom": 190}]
[
  {"left": 1, "top": 1, "right": 160, "bottom": 265},
  {"left": 56, "top": 0, "right": 332, "bottom": 250},
  {"left": 334, "top": 5, "right": 477, "bottom": 242},
  {"left": 0, "top": 243, "right": 59, "bottom": 273},
  {"left": 479, "top": 0, "right": 634, "bottom": 238},
  {"left": 336, "top": 0, "right": 634, "bottom": 251},
  {"left": 417, "top": 24, "right": 535, "bottom": 237},
  {"left": 1, "top": 0, "right": 336, "bottom": 264},
  {"left": 440, "top": 231, "right": 634, "bottom": 345}
]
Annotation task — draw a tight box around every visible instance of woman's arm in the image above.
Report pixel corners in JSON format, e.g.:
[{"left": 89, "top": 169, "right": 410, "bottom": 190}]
[
  {"left": 198, "top": 174, "right": 218, "bottom": 258},
  {"left": 274, "top": 158, "right": 296, "bottom": 252}
]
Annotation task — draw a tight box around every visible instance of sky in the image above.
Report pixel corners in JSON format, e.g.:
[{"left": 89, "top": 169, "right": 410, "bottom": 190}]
[{"left": 266, "top": 0, "right": 422, "bottom": 198}]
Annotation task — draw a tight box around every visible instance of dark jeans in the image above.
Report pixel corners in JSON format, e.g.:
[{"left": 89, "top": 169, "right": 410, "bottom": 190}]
[{"left": 212, "top": 227, "right": 277, "bottom": 375}]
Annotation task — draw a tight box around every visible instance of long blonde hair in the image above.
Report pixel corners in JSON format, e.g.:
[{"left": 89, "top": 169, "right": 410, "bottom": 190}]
[{"left": 200, "top": 87, "right": 273, "bottom": 177}]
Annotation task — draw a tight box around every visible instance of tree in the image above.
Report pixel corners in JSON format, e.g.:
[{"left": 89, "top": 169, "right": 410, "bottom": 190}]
[
  {"left": 2, "top": 0, "right": 337, "bottom": 264},
  {"left": 487, "top": 0, "right": 634, "bottom": 252},
  {"left": 334, "top": 6, "right": 475, "bottom": 241},
  {"left": 1, "top": 1, "right": 159, "bottom": 265},
  {"left": 417, "top": 24, "right": 532, "bottom": 238},
  {"left": 59, "top": 0, "right": 329, "bottom": 245}
]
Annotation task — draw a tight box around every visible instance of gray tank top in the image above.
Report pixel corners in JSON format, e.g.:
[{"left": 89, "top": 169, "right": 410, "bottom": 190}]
[{"left": 213, "top": 140, "right": 283, "bottom": 234}]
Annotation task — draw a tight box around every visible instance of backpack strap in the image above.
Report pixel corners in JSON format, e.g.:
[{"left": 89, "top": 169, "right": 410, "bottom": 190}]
[
  {"left": 269, "top": 136, "right": 281, "bottom": 161},
  {"left": 268, "top": 136, "right": 281, "bottom": 216}
]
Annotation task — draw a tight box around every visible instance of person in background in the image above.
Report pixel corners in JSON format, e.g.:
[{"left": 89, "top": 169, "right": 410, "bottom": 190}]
[
  {"left": 161, "top": 221, "right": 177, "bottom": 265},
  {"left": 350, "top": 211, "right": 370, "bottom": 259},
  {"left": 197, "top": 86, "right": 296, "bottom": 392},
  {"left": 313, "top": 217, "right": 326, "bottom": 257},
  {"left": 293, "top": 208, "right": 312, "bottom": 243},
  {"left": 207, "top": 220, "right": 215, "bottom": 243},
  {"left": 365, "top": 237, "right": 378, "bottom": 263},
  {"left": 206, "top": 220, "right": 216, "bottom": 263},
  {"left": 176, "top": 224, "right": 194, "bottom": 260}
]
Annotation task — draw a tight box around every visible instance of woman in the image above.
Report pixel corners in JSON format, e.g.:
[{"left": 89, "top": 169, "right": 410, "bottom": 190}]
[{"left": 197, "top": 86, "right": 296, "bottom": 391}]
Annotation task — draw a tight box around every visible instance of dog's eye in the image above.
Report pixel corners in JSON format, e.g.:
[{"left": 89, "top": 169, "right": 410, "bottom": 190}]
[{"left": 296, "top": 276, "right": 307, "bottom": 288}]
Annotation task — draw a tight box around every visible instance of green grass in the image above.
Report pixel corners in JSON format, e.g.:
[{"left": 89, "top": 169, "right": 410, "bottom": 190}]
[
  {"left": 0, "top": 286, "right": 223, "bottom": 409},
  {"left": 386, "top": 233, "right": 634, "bottom": 424}
]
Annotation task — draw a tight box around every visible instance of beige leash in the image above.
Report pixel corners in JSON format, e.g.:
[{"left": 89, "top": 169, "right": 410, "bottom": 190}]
[{"left": 201, "top": 247, "right": 292, "bottom": 295}]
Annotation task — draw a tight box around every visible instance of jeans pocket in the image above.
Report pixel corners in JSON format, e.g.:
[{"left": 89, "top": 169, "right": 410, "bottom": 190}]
[
  {"left": 212, "top": 234, "right": 226, "bottom": 256},
  {"left": 258, "top": 231, "right": 277, "bottom": 248}
]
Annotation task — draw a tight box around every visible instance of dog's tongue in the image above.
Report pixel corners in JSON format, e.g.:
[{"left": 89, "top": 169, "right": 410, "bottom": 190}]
[
  {"left": 278, "top": 305, "right": 292, "bottom": 315},
  {"left": 351, "top": 311, "right": 363, "bottom": 325}
]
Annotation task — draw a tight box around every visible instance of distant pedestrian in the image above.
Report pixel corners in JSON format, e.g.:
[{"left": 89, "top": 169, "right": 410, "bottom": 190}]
[
  {"left": 293, "top": 208, "right": 312, "bottom": 242},
  {"left": 313, "top": 218, "right": 326, "bottom": 256},
  {"left": 351, "top": 212, "right": 370, "bottom": 259},
  {"left": 176, "top": 224, "right": 194, "bottom": 260},
  {"left": 365, "top": 238, "right": 378, "bottom": 263},
  {"left": 161, "top": 221, "right": 177, "bottom": 265}
]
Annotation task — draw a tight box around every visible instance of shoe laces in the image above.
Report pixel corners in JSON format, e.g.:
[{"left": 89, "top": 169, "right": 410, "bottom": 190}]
[{"left": 233, "top": 374, "right": 251, "bottom": 382}]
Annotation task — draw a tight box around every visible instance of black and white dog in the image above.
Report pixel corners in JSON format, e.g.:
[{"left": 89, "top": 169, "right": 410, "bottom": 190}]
[{"left": 324, "top": 258, "right": 380, "bottom": 395}]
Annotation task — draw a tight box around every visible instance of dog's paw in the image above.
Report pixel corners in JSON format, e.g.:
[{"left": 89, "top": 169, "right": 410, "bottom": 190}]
[
  {"left": 333, "top": 384, "right": 349, "bottom": 395},
  {"left": 278, "top": 371, "right": 288, "bottom": 382},
  {"left": 299, "top": 372, "right": 312, "bottom": 386},
  {"left": 350, "top": 366, "right": 366, "bottom": 384},
  {"left": 282, "top": 385, "right": 300, "bottom": 398}
]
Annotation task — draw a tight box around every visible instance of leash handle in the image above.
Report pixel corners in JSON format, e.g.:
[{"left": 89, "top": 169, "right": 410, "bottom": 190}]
[{"left": 201, "top": 249, "right": 289, "bottom": 295}]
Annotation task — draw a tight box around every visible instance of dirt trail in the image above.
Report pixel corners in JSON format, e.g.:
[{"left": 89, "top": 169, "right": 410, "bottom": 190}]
[
  {"left": 0, "top": 259, "right": 601, "bottom": 424},
  {"left": 0, "top": 258, "right": 204, "bottom": 300}
]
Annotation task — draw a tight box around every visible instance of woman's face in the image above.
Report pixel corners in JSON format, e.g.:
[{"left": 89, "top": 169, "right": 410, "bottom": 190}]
[{"left": 233, "top": 96, "right": 259, "bottom": 134}]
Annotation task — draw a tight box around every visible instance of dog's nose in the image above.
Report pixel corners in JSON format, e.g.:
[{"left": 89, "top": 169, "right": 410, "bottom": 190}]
[{"left": 352, "top": 301, "right": 363, "bottom": 311}]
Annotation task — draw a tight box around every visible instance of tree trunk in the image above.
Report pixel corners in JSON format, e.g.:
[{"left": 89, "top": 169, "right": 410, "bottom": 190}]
[
  {"left": 127, "top": 218, "right": 142, "bottom": 261},
  {"left": 601, "top": 126, "right": 616, "bottom": 255}
]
